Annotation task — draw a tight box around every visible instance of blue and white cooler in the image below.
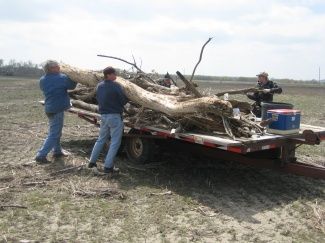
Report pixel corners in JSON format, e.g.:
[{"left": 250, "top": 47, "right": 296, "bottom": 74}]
[{"left": 267, "top": 109, "right": 301, "bottom": 135}]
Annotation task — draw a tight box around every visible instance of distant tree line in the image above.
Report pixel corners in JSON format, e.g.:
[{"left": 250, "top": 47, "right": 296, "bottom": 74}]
[
  {"left": 185, "top": 74, "right": 323, "bottom": 84},
  {"left": 0, "top": 59, "right": 43, "bottom": 77},
  {"left": 0, "top": 58, "right": 322, "bottom": 83}
]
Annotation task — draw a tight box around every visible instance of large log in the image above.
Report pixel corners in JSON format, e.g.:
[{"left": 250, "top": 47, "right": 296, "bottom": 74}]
[
  {"left": 60, "top": 64, "right": 233, "bottom": 117},
  {"left": 215, "top": 88, "right": 261, "bottom": 97},
  {"left": 60, "top": 63, "right": 180, "bottom": 96},
  {"left": 71, "top": 99, "right": 98, "bottom": 113}
]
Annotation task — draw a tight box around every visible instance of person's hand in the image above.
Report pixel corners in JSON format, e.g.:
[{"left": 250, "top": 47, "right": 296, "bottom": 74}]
[{"left": 263, "top": 89, "right": 271, "bottom": 93}]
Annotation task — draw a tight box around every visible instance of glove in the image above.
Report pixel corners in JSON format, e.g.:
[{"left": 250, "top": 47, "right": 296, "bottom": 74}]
[{"left": 263, "top": 89, "right": 271, "bottom": 93}]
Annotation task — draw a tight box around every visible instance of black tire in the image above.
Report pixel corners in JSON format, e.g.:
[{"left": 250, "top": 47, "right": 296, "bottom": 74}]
[
  {"left": 125, "top": 136, "right": 155, "bottom": 164},
  {"left": 246, "top": 148, "right": 281, "bottom": 159}
]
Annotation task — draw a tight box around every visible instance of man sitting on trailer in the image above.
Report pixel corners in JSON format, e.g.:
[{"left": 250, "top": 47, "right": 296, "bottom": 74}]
[
  {"left": 246, "top": 71, "right": 282, "bottom": 117},
  {"left": 35, "top": 60, "right": 77, "bottom": 163},
  {"left": 88, "top": 66, "right": 128, "bottom": 174},
  {"left": 157, "top": 73, "right": 172, "bottom": 88}
]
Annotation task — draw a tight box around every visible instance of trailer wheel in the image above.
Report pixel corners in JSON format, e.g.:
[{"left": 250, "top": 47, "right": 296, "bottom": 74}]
[{"left": 125, "top": 137, "right": 155, "bottom": 164}]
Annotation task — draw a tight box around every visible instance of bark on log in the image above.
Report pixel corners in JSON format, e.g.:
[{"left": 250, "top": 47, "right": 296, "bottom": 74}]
[
  {"left": 71, "top": 99, "right": 98, "bottom": 113},
  {"left": 61, "top": 63, "right": 179, "bottom": 96},
  {"left": 60, "top": 64, "right": 233, "bottom": 117},
  {"left": 60, "top": 63, "right": 102, "bottom": 87},
  {"left": 69, "top": 107, "right": 101, "bottom": 119}
]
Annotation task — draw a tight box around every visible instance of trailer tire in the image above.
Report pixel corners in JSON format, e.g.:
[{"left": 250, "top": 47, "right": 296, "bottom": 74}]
[{"left": 125, "top": 137, "right": 155, "bottom": 164}]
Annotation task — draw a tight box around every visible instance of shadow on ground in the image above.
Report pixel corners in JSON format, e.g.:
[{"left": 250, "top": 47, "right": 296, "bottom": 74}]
[{"left": 56, "top": 138, "right": 325, "bottom": 224}]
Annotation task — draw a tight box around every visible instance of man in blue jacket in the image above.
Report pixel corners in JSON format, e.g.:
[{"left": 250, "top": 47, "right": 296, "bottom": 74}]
[
  {"left": 88, "top": 66, "right": 128, "bottom": 174},
  {"left": 35, "top": 60, "right": 77, "bottom": 163}
]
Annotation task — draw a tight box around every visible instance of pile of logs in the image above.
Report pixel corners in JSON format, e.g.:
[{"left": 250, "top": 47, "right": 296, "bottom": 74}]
[{"left": 60, "top": 62, "right": 264, "bottom": 139}]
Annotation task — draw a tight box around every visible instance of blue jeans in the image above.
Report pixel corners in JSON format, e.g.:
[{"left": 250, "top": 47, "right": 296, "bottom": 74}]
[
  {"left": 36, "top": 112, "right": 64, "bottom": 158},
  {"left": 89, "top": 114, "right": 124, "bottom": 169}
]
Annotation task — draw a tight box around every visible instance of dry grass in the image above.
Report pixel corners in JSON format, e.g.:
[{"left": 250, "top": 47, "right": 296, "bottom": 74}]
[{"left": 0, "top": 77, "right": 324, "bottom": 242}]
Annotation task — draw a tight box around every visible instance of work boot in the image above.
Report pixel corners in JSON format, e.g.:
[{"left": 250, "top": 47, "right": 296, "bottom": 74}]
[
  {"left": 53, "top": 149, "right": 71, "bottom": 158},
  {"left": 103, "top": 166, "right": 120, "bottom": 174},
  {"left": 88, "top": 162, "right": 97, "bottom": 168},
  {"left": 35, "top": 157, "right": 51, "bottom": 164}
]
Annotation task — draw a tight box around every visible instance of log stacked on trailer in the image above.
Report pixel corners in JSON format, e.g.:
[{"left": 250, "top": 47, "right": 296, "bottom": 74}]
[{"left": 60, "top": 63, "right": 264, "bottom": 139}]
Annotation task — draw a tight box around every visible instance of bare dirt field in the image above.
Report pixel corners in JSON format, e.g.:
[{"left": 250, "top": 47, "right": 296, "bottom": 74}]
[{"left": 0, "top": 76, "right": 324, "bottom": 242}]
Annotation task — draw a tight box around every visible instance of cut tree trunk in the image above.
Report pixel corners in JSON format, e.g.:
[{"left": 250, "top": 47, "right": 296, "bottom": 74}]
[
  {"left": 71, "top": 99, "right": 98, "bottom": 113},
  {"left": 60, "top": 64, "right": 233, "bottom": 117}
]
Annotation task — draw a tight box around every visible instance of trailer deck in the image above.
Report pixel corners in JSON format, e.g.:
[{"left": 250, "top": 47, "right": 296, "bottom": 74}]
[
  {"left": 66, "top": 105, "right": 325, "bottom": 179},
  {"left": 137, "top": 124, "right": 325, "bottom": 153},
  {"left": 67, "top": 106, "right": 325, "bottom": 152}
]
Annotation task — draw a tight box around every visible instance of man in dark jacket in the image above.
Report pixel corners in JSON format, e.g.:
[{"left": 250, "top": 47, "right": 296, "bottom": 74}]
[
  {"left": 247, "top": 72, "right": 282, "bottom": 117},
  {"left": 88, "top": 66, "right": 128, "bottom": 174},
  {"left": 35, "top": 60, "right": 77, "bottom": 163},
  {"left": 157, "top": 73, "right": 172, "bottom": 88}
]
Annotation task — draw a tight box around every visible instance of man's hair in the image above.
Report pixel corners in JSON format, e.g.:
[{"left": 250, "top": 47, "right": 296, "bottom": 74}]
[
  {"left": 103, "top": 66, "right": 116, "bottom": 78},
  {"left": 43, "top": 60, "right": 59, "bottom": 74}
]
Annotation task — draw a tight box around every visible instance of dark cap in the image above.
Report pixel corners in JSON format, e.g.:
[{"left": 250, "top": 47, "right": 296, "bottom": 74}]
[{"left": 103, "top": 66, "right": 116, "bottom": 76}]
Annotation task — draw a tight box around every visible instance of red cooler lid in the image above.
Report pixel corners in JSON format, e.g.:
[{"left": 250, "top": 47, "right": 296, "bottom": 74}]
[{"left": 267, "top": 109, "right": 301, "bottom": 114}]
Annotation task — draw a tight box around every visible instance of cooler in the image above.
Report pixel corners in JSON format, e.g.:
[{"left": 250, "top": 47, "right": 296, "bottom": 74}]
[{"left": 267, "top": 109, "right": 301, "bottom": 135}]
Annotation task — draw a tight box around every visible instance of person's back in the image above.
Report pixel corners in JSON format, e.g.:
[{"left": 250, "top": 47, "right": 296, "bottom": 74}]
[
  {"left": 96, "top": 80, "right": 128, "bottom": 114},
  {"left": 36, "top": 60, "right": 76, "bottom": 163},
  {"left": 40, "top": 73, "right": 76, "bottom": 113},
  {"left": 88, "top": 66, "right": 128, "bottom": 174}
]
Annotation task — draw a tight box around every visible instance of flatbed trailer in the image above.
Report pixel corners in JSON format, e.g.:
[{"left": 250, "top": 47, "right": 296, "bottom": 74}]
[{"left": 68, "top": 106, "right": 325, "bottom": 179}]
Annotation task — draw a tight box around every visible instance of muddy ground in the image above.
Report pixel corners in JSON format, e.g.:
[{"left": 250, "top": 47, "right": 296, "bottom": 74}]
[{"left": 0, "top": 76, "right": 324, "bottom": 242}]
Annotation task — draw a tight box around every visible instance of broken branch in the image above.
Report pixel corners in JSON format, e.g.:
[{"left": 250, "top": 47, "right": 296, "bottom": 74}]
[
  {"left": 189, "top": 37, "right": 213, "bottom": 83},
  {"left": 176, "top": 71, "right": 203, "bottom": 98},
  {"left": 0, "top": 204, "right": 27, "bottom": 209}
]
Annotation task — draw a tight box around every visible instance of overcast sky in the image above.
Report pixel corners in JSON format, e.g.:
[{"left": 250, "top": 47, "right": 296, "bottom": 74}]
[{"left": 0, "top": 0, "right": 324, "bottom": 80}]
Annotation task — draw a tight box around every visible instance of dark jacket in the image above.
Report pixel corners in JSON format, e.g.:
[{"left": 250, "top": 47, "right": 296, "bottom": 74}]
[
  {"left": 40, "top": 73, "right": 77, "bottom": 113},
  {"left": 96, "top": 80, "right": 128, "bottom": 114},
  {"left": 247, "top": 80, "right": 282, "bottom": 104},
  {"left": 157, "top": 78, "right": 171, "bottom": 88}
]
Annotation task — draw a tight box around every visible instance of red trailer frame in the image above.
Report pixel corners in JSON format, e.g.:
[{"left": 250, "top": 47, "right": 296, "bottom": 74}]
[{"left": 68, "top": 107, "right": 325, "bottom": 179}]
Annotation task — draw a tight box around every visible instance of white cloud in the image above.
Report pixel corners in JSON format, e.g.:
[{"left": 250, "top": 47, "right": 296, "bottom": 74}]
[{"left": 0, "top": 0, "right": 324, "bottom": 79}]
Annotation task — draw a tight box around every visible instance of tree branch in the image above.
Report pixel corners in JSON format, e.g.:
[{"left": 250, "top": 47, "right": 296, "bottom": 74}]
[
  {"left": 176, "top": 71, "right": 202, "bottom": 98},
  {"left": 215, "top": 87, "right": 262, "bottom": 97},
  {"left": 97, "top": 54, "right": 156, "bottom": 83},
  {"left": 189, "top": 37, "right": 213, "bottom": 83}
]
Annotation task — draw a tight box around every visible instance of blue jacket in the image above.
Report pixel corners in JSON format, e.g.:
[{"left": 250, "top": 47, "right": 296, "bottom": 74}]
[
  {"left": 96, "top": 80, "right": 128, "bottom": 114},
  {"left": 40, "top": 73, "right": 77, "bottom": 113}
]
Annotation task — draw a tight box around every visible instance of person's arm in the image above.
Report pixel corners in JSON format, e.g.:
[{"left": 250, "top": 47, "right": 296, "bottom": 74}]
[
  {"left": 247, "top": 92, "right": 259, "bottom": 101},
  {"left": 270, "top": 82, "right": 282, "bottom": 94},
  {"left": 39, "top": 78, "right": 44, "bottom": 92},
  {"left": 116, "top": 84, "right": 129, "bottom": 105},
  {"left": 64, "top": 75, "right": 77, "bottom": 90}
]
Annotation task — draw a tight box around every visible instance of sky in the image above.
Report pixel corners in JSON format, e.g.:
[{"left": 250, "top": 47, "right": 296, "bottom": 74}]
[{"left": 0, "top": 0, "right": 324, "bottom": 80}]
